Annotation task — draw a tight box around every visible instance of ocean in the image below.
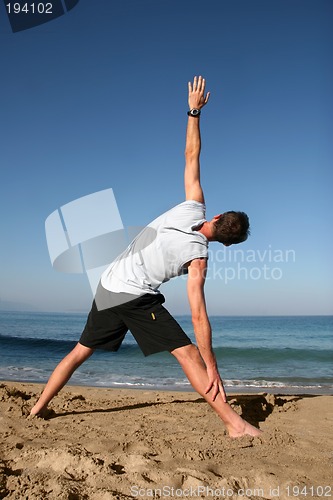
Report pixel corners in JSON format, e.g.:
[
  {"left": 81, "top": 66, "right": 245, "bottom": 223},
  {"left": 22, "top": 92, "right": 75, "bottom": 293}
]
[{"left": 0, "top": 311, "right": 332, "bottom": 394}]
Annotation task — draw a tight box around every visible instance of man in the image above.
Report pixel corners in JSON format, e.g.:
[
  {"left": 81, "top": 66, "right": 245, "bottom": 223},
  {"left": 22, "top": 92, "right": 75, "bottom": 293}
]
[{"left": 31, "top": 76, "right": 261, "bottom": 438}]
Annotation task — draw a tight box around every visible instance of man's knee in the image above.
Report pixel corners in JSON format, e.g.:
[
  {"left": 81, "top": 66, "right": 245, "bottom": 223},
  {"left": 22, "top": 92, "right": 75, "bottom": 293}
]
[
  {"left": 171, "top": 343, "right": 200, "bottom": 364},
  {"left": 69, "top": 343, "right": 94, "bottom": 364}
]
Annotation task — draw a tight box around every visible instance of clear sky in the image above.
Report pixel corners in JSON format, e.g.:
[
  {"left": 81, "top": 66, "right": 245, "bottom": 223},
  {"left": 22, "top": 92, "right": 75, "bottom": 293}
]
[{"left": 1, "top": 0, "right": 332, "bottom": 315}]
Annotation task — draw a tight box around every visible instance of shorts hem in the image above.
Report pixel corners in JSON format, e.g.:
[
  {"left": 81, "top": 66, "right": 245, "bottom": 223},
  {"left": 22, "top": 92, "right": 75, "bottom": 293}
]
[{"left": 142, "top": 339, "right": 192, "bottom": 357}]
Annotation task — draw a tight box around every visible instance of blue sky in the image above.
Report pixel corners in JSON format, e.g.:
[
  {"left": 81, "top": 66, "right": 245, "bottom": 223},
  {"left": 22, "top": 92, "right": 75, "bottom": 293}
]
[{"left": 1, "top": 0, "right": 332, "bottom": 315}]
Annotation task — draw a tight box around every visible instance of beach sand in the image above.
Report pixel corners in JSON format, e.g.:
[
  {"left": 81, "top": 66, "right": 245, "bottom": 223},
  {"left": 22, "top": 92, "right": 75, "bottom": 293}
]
[{"left": 0, "top": 381, "right": 332, "bottom": 499}]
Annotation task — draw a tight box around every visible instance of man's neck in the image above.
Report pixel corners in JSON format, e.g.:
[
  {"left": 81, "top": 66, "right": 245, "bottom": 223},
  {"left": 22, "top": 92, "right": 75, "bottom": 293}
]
[{"left": 197, "top": 221, "right": 215, "bottom": 241}]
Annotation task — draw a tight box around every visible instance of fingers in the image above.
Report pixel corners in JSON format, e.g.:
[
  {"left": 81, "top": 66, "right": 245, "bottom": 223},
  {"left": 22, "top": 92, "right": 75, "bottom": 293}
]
[
  {"left": 204, "top": 380, "right": 213, "bottom": 395},
  {"left": 188, "top": 76, "right": 210, "bottom": 108},
  {"left": 188, "top": 76, "right": 198, "bottom": 94},
  {"left": 205, "top": 379, "right": 227, "bottom": 403},
  {"left": 199, "top": 76, "right": 204, "bottom": 93},
  {"left": 189, "top": 76, "right": 207, "bottom": 93},
  {"left": 191, "top": 75, "right": 203, "bottom": 92},
  {"left": 220, "top": 383, "right": 227, "bottom": 403},
  {"left": 204, "top": 381, "right": 219, "bottom": 401},
  {"left": 211, "top": 384, "right": 219, "bottom": 401}
]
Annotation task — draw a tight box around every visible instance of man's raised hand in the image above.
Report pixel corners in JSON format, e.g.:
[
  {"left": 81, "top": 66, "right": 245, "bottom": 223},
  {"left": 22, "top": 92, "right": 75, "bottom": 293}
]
[{"left": 188, "top": 75, "right": 210, "bottom": 110}]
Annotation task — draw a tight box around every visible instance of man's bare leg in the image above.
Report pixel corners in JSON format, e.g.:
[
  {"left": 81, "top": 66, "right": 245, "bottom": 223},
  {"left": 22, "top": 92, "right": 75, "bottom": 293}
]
[
  {"left": 171, "top": 344, "right": 262, "bottom": 438},
  {"left": 30, "top": 343, "right": 94, "bottom": 416}
]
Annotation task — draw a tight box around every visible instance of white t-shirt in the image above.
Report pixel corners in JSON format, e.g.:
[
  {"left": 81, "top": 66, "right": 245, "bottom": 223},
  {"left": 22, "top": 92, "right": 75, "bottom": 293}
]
[{"left": 101, "top": 200, "right": 209, "bottom": 296}]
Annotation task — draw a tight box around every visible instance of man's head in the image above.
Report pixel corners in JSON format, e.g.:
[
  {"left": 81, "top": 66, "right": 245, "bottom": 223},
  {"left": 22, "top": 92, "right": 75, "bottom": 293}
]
[{"left": 212, "top": 211, "right": 250, "bottom": 246}]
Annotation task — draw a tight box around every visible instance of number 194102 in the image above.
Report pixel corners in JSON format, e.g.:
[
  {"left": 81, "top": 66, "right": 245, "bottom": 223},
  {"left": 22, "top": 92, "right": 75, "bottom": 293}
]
[
  {"left": 286, "top": 485, "right": 332, "bottom": 497},
  {"left": 6, "top": 3, "right": 53, "bottom": 14}
]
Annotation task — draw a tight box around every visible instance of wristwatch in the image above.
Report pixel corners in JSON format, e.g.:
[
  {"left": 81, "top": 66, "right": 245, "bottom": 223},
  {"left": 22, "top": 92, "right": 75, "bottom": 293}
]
[{"left": 187, "top": 108, "right": 201, "bottom": 117}]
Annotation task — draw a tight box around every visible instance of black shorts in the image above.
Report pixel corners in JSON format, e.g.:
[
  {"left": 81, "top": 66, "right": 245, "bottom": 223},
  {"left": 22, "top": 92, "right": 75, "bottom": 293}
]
[{"left": 79, "top": 289, "right": 192, "bottom": 357}]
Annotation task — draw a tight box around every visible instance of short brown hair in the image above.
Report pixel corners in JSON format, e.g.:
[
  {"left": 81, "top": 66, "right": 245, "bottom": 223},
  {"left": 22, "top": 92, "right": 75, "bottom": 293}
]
[{"left": 213, "top": 211, "right": 250, "bottom": 245}]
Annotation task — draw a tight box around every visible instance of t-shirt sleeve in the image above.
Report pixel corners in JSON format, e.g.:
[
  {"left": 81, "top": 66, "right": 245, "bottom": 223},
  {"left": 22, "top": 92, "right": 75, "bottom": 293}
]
[{"left": 166, "top": 201, "right": 206, "bottom": 231}]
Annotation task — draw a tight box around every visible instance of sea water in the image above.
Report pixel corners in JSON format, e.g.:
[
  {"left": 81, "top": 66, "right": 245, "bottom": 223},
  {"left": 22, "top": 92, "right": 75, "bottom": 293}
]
[{"left": 0, "top": 311, "right": 332, "bottom": 394}]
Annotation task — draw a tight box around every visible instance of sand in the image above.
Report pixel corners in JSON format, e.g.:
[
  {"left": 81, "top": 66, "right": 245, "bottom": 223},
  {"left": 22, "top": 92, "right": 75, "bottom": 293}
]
[{"left": 0, "top": 381, "right": 332, "bottom": 499}]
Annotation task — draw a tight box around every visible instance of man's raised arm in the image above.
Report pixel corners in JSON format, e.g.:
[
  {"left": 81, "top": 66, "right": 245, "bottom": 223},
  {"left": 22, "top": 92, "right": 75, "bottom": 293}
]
[{"left": 184, "top": 76, "right": 210, "bottom": 203}]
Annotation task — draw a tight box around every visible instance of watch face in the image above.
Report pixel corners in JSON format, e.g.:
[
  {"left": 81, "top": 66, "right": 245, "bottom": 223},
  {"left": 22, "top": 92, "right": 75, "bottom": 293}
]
[{"left": 191, "top": 109, "right": 200, "bottom": 116}]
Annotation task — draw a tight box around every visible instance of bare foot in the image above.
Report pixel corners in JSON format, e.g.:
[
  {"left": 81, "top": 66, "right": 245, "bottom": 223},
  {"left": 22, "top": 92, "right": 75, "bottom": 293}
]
[{"left": 228, "top": 420, "right": 262, "bottom": 438}]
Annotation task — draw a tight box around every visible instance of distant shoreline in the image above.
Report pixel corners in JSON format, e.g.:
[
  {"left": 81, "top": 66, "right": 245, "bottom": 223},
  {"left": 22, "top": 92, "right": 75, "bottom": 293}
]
[
  {"left": 1, "top": 379, "right": 331, "bottom": 397},
  {"left": 1, "top": 308, "right": 333, "bottom": 317}
]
